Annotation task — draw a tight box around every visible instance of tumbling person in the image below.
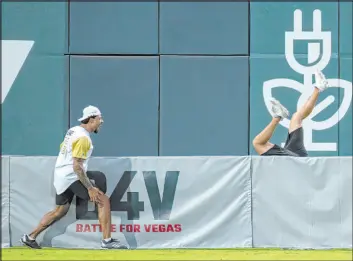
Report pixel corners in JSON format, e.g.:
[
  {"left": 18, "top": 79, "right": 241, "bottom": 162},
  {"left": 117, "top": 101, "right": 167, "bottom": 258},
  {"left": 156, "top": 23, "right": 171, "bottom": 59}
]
[{"left": 252, "top": 70, "right": 329, "bottom": 157}]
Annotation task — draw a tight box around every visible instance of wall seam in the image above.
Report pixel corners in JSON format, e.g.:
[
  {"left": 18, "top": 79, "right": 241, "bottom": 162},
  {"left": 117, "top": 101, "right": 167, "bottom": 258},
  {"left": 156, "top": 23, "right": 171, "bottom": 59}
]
[
  {"left": 248, "top": 0, "right": 251, "bottom": 157},
  {"left": 157, "top": 0, "right": 161, "bottom": 156},
  {"left": 67, "top": 53, "right": 249, "bottom": 57},
  {"left": 248, "top": 0, "right": 253, "bottom": 247},
  {"left": 337, "top": 0, "right": 340, "bottom": 156},
  {"left": 67, "top": 0, "right": 71, "bottom": 129}
]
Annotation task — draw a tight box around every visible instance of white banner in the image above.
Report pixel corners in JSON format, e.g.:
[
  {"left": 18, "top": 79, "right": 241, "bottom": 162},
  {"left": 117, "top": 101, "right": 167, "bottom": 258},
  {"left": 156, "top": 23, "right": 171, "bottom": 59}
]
[
  {"left": 251, "top": 156, "right": 353, "bottom": 249},
  {"left": 9, "top": 156, "right": 252, "bottom": 249},
  {"left": 7, "top": 156, "right": 352, "bottom": 249}
]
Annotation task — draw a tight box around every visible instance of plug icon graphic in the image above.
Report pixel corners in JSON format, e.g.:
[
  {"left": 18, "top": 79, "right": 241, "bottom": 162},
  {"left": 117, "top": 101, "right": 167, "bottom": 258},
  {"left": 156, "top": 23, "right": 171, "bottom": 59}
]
[
  {"left": 285, "top": 9, "right": 331, "bottom": 75},
  {"left": 262, "top": 9, "right": 352, "bottom": 152}
]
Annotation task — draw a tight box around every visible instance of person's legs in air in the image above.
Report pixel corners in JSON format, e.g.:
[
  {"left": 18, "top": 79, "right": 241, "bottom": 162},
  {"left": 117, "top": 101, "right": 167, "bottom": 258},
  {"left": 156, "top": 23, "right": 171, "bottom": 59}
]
[
  {"left": 288, "top": 70, "right": 329, "bottom": 133},
  {"left": 284, "top": 70, "right": 329, "bottom": 156},
  {"left": 252, "top": 98, "right": 289, "bottom": 155}
]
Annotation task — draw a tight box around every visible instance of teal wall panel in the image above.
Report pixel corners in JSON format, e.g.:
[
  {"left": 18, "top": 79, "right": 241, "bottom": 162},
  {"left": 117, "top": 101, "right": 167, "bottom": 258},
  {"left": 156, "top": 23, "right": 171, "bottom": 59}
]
[
  {"left": 2, "top": 56, "right": 69, "bottom": 156},
  {"left": 250, "top": 2, "right": 339, "bottom": 55},
  {"left": 159, "top": 56, "right": 249, "bottom": 156},
  {"left": 249, "top": 57, "right": 340, "bottom": 157},
  {"left": 338, "top": 1, "right": 353, "bottom": 156},
  {"left": 2, "top": 2, "right": 68, "bottom": 54},
  {"left": 69, "top": 56, "right": 159, "bottom": 157},
  {"left": 160, "top": 2, "right": 248, "bottom": 55},
  {"left": 339, "top": 1, "right": 352, "bottom": 55},
  {"left": 249, "top": 2, "right": 347, "bottom": 157},
  {"left": 69, "top": 2, "right": 158, "bottom": 54},
  {"left": 338, "top": 58, "right": 352, "bottom": 156}
]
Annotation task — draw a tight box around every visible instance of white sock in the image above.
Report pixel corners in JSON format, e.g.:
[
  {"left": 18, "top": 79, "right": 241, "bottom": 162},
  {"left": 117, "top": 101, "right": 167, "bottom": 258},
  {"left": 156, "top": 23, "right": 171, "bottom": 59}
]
[
  {"left": 103, "top": 238, "right": 111, "bottom": 243},
  {"left": 28, "top": 235, "right": 35, "bottom": 241}
]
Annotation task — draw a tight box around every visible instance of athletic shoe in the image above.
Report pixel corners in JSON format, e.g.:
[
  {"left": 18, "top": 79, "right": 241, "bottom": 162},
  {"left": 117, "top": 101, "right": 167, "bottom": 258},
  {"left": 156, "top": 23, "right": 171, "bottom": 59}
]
[
  {"left": 20, "top": 234, "right": 42, "bottom": 249},
  {"left": 314, "top": 69, "right": 330, "bottom": 92},
  {"left": 270, "top": 98, "right": 289, "bottom": 120},
  {"left": 101, "top": 238, "right": 128, "bottom": 249}
]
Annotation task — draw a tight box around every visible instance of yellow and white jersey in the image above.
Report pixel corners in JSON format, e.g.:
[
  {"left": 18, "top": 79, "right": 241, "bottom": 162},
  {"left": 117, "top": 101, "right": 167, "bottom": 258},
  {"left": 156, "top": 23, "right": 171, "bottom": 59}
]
[{"left": 53, "top": 126, "right": 94, "bottom": 195}]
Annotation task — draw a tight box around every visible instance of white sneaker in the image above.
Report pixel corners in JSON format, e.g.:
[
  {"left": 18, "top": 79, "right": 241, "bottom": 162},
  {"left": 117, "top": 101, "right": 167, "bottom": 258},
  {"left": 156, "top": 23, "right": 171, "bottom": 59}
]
[
  {"left": 269, "top": 98, "right": 289, "bottom": 120},
  {"left": 101, "top": 238, "right": 128, "bottom": 249},
  {"left": 314, "top": 69, "right": 330, "bottom": 92}
]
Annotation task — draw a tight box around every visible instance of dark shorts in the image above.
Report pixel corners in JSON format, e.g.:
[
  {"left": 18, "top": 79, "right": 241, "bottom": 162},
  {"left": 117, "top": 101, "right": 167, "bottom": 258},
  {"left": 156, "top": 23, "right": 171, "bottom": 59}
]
[
  {"left": 262, "top": 127, "right": 308, "bottom": 157},
  {"left": 56, "top": 171, "right": 107, "bottom": 205}
]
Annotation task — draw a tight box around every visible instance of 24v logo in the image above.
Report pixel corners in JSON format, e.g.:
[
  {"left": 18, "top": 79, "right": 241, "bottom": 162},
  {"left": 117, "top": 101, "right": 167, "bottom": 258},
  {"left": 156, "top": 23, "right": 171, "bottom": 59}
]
[{"left": 76, "top": 171, "right": 180, "bottom": 221}]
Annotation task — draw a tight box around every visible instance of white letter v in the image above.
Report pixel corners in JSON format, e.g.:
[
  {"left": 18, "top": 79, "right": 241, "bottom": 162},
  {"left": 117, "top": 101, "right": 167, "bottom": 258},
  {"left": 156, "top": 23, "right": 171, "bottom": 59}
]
[{"left": 1, "top": 40, "right": 34, "bottom": 104}]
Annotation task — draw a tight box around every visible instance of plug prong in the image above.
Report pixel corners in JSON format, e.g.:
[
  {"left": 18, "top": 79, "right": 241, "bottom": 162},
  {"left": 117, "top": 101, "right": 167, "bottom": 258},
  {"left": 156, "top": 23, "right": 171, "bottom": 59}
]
[
  {"left": 294, "top": 9, "right": 303, "bottom": 32},
  {"left": 313, "top": 9, "right": 322, "bottom": 32}
]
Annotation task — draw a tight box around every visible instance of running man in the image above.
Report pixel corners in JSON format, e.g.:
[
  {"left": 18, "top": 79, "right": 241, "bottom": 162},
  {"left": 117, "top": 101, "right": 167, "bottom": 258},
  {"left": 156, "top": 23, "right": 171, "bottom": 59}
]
[
  {"left": 252, "top": 70, "right": 330, "bottom": 157},
  {"left": 21, "top": 105, "right": 128, "bottom": 249}
]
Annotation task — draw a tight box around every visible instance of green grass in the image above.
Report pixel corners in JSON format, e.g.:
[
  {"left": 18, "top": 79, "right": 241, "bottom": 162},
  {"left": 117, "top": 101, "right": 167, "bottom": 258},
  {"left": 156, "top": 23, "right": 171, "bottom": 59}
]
[{"left": 2, "top": 247, "right": 352, "bottom": 260}]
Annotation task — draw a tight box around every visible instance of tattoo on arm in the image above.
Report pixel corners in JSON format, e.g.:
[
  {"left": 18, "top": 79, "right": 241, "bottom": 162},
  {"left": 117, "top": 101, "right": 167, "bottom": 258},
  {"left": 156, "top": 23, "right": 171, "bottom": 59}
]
[{"left": 73, "top": 158, "right": 93, "bottom": 190}]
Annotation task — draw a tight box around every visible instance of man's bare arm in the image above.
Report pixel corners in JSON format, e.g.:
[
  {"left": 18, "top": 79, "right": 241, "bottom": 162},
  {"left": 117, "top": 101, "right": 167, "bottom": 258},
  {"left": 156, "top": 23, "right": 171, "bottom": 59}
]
[{"left": 73, "top": 158, "right": 93, "bottom": 190}]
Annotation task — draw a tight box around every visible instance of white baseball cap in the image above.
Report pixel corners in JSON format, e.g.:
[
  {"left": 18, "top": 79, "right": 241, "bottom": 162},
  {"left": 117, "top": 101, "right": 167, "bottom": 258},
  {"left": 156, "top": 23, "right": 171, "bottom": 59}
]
[{"left": 78, "top": 105, "right": 102, "bottom": 122}]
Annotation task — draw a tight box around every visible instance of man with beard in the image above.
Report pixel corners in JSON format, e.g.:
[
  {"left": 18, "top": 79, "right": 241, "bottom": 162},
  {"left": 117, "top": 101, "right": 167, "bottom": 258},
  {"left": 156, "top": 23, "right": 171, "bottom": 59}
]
[{"left": 21, "top": 106, "right": 127, "bottom": 249}]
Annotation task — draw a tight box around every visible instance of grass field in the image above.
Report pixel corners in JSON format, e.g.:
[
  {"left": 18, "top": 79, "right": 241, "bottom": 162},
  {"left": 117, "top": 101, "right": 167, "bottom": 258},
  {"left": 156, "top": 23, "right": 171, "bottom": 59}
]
[{"left": 2, "top": 247, "right": 352, "bottom": 260}]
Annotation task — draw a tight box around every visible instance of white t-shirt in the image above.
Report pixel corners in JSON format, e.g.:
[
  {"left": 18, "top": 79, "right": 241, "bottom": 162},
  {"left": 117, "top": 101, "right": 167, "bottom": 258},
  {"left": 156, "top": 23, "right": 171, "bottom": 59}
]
[{"left": 53, "top": 126, "right": 94, "bottom": 195}]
